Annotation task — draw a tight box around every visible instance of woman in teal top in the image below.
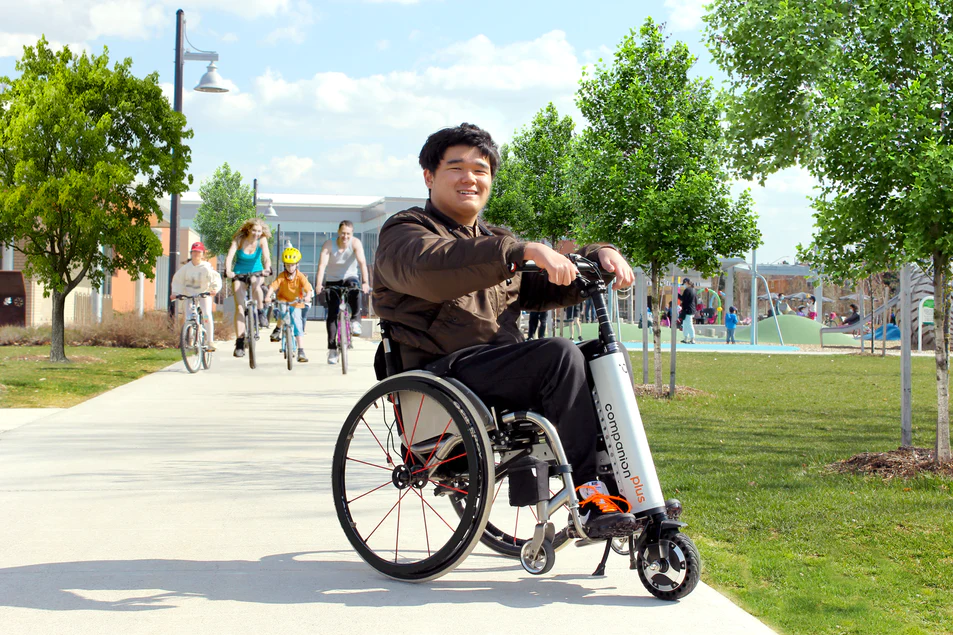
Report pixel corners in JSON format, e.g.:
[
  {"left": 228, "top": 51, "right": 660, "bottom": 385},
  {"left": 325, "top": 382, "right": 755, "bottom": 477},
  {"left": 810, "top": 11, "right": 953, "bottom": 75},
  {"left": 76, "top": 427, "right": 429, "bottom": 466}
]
[{"left": 225, "top": 218, "right": 272, "bottom": 358}]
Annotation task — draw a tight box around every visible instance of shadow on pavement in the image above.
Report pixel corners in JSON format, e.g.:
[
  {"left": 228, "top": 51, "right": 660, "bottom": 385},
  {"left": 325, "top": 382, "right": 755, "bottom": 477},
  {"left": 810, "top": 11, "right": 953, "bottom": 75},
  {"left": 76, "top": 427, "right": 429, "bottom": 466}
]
[{"left": 0, "top": 550, "right": 666, "bottom": 611}]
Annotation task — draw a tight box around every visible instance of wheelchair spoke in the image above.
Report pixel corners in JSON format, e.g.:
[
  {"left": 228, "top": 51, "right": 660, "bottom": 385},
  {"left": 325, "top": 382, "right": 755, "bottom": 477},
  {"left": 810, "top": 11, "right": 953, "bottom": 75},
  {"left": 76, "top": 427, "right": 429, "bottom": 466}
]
[
  {"left": 395, "top": 487, "right": 402, "bottom": 562},
  {"left": 366, "top": 486, "right": 413, "bottom": 542},
  {"left": 402, "top": 394, "right": 426, "bottom": 464},
  {"left": 346, "top": 456, "right": 392, "bottom": 472},
  {"left": 427, "top": 479, "right": 468, "bottom": 497},
  {"left": 421, "top": 417, "right": 455, "bottom": 469},
  {"left": 360, "top": 415, "right": 393, "bottom": 465},
  {"left": 412, "top": 451, "right": 467, "bottom": 475},
  {"left": 491, "top": 479, "right": 504, "bottom": 506},
  {"left": 347, "top": 479, "right": 393, "bottom": 505},
  {"left": 411, "top": 487, "right": 457, "bottom": 532}
]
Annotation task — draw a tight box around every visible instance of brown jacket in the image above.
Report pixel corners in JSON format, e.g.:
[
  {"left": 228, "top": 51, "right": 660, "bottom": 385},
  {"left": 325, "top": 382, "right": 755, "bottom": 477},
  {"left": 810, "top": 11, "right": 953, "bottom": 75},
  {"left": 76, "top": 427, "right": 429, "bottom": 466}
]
[{"left": 372, "top": 201, "right": 613, "bottom": 370}]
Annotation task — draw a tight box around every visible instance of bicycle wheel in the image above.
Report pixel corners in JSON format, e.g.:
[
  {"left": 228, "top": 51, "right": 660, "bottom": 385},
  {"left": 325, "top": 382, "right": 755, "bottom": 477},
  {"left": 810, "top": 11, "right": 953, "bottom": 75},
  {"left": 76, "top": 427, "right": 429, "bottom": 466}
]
[
  {"left": 332, "top": 374, "right": 494, "bottom": 581},
  {"left": 180, "top": 320, "right": 201, "bottom": 373},
  {"left": 245, "top": 304, "right": 257, "bottom": 370},
  {"left": 338, "top": 317, "right": 349, "bottom": 375},
  {"left": 200, "top": 322, "right": 213, "bottom": 370},
  {"left": 285, "top": 323, "right": 294, "bottom": 371}
]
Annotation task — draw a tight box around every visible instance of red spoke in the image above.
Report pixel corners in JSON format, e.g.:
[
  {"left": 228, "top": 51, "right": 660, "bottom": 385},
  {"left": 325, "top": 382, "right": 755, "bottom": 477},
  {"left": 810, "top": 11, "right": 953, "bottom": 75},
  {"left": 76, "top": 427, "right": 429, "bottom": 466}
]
[
  {"left": 514, "top": 506, "right": 520, "bottom": 543},
  {"left": 422, "top": 417, "right": 455, "bottom": 469},
  {"left": 347, "top": 479, "right": 393, "bottom": 505},
  {"left": 491, "top": 478, "right": 504, "bottom": 506},
  {"left": 395, "top": 487, "right": 402, "bottom": 562},
  {"left": 346, "top": 456, "right": 392, "bottom": 471},
  {"left": 427, "top": 479, "right": 468, "bottom": 497},
  {"left": 530, "top": 505, "right": 539, "bottom": 522},
  {"left": 420, "top": 491, "right": 431, "bottom": 556},
  {"left": 403, "top": 394, "right": 426, "bottom": 464},
  {"left": 361, "top": 415, "right": 393, "bottom": 465},
  {"left": 411, "top": 451, "right": 467, "bottom": 475},
  {"left": 365, "top": 487, "right": 413, "bottom": 542},
  {"left": 411, "top": 487, "right": 457, "bottom": 532}
]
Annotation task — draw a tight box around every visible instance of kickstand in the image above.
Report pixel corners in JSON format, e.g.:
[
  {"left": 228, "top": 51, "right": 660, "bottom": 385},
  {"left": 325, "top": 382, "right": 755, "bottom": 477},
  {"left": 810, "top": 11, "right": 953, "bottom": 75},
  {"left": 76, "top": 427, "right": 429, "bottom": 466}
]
[{"left": 591, "top": 539, "right": 612, "bottom": 576}]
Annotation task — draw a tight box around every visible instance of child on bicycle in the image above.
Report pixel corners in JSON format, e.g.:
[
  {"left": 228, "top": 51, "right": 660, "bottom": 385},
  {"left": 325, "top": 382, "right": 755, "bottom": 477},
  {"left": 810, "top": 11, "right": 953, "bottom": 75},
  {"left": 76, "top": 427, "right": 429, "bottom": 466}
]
[
  {"left": 265, "top": 246, "right": 312, "bottom": 363},
  {"left": 170, "top": 241, "right": 223, "bottom": 351},
  {"left": 225, "top": 218, "right": 272, "bottom": 358}
]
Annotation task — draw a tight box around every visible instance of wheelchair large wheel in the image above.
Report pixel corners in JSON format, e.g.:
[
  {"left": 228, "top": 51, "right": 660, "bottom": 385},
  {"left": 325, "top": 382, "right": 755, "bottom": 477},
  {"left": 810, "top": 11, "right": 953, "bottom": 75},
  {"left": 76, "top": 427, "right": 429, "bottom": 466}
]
[{"left": 332, "top": 374, "right": 495, "bottom": 581}]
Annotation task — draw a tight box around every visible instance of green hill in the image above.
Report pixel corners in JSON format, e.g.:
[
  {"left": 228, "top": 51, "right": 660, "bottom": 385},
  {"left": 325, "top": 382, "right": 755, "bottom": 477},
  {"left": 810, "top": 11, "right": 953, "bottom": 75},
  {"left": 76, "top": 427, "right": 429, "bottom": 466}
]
[{"left": 734, "top": 315, "right": 860, "bottom": 346}]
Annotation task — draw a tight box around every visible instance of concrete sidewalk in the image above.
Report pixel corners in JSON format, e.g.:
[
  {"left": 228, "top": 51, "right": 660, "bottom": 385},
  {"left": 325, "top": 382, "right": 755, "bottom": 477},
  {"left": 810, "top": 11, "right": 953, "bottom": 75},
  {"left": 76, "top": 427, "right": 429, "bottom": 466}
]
[{"left": 0, "top": 331, "right": 776, "bottom": 635}]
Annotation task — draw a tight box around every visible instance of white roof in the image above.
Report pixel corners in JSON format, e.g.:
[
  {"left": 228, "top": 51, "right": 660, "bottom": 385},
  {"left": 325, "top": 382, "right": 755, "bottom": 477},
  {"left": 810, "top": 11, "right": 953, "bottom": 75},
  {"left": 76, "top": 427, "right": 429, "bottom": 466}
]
[{"left": 178, "top": 192, "right": 384, "bottom": 209}]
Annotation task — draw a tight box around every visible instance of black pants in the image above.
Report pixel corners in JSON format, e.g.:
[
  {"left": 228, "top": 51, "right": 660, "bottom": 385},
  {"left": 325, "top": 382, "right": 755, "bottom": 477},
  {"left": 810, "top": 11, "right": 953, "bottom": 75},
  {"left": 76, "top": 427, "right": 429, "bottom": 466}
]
[
  {"left": 429, "top": 338, "right": 600, "bottom": 483},
  {"left": 326, "top": 277, "right": 361, "bottom": 350},
  {"left": 527, "top": 311, "right": 548, "bottom": 339}
]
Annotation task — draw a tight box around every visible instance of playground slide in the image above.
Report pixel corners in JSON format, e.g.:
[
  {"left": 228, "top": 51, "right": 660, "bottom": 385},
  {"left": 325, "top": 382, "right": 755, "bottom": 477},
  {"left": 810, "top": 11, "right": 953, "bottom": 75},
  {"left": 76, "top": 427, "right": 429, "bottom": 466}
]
[{"left": 820, "top": 294, "right": 899, "bottom": 347}]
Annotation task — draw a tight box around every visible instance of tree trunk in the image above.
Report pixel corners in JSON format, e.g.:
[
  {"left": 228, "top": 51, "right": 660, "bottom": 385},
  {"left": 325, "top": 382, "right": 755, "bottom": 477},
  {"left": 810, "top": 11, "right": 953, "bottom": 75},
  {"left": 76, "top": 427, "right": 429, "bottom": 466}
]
[
  {"left": 651, "top": 267, "right": 663, "bottom": 392},
  {"left": 882, "top": 282, "right": 888, "bottom": 358},
  {"left": 49, "top": 289, "right": 69, "bottom": 363},
  {"left": 933, "top": 257, "right": 951, "bottom": 464}
]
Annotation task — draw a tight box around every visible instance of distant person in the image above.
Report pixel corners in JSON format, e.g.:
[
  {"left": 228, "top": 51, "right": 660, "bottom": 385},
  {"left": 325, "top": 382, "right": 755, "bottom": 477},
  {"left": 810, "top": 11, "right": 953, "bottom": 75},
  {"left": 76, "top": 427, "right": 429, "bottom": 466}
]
[
  {"left": 843, "top": 304, "right": 861, "bottom": 326},
  {"left": 170, "top": 241, "right": 222, "bottom": 351},
  {"left": 725, "top": 305, "right": 738, "bottom": 344},
  {"left": 316, "top": 220, "right": 371, "bottom": 364},
  {"left": 565, "top": 303, "right": 583, "bottom": 342},
  {"left": 527, "top": 310, "right": 549, "bottom": 339},
  {"left": 796, "top": 305, "right": 807, "bottom": 317},
  {"left": 679, "top": 278, "right": 697, "bottom": 344},
  {"left": 807, "top": 295, "right": 817, "bottom": 321}
]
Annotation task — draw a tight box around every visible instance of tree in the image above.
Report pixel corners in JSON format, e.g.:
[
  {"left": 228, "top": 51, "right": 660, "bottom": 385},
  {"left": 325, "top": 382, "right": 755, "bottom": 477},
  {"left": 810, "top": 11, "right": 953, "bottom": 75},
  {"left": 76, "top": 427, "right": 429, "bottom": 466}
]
[
  {"left": 573, "top": 18, "right": 761, "bottom": 392},
  {"left": 484, "top": 103, "right": 577, "bottom": 248},
  {"left": 707, "top": 0, "right": 952, "bottom": 463},
  {"left": 192, "top": 163, "right": 256, "bottom": 257},
  {"left": 0, "top": 39, "right": 191, "bottom": 362}
]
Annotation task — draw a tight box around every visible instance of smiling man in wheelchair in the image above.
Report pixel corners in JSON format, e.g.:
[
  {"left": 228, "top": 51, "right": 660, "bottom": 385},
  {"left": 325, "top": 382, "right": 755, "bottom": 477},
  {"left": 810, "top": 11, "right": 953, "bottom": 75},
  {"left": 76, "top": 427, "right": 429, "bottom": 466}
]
[{"left": 371, "top": 122, "right": 637, "bottom": 540}]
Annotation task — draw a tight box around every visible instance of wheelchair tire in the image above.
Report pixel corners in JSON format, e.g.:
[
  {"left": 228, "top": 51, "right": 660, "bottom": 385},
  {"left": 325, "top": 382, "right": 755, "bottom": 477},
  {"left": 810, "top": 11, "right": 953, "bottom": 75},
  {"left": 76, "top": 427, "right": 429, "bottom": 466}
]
[{"left": 332, "top": 374, "right": 495, "bottom": 582}]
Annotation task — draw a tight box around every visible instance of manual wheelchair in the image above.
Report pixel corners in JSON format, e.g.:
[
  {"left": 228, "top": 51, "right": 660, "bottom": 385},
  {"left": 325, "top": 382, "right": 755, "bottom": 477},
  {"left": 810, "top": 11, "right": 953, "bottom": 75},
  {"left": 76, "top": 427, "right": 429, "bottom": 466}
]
[{"left": 331, "top": 256, "right": 700, "bottom": 599}]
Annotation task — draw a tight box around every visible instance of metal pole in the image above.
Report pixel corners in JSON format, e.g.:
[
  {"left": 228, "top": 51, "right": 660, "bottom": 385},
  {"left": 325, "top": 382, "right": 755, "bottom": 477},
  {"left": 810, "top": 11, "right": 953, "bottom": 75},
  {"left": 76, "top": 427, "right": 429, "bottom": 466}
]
[
  {"left": 670, "top": 266, "right": 677, "bottom": 397},
  {"left": 901, "top": 264, "right": 913, "bottom": 446},
  {"left": 638, "top": 270, "right": 648, "bottom": 384},
  {"left": 167, "top": 9, "right": 185, "bottom": 318},
  {"left": 750, "top": 248, "right": 758, "bottom": 345}
]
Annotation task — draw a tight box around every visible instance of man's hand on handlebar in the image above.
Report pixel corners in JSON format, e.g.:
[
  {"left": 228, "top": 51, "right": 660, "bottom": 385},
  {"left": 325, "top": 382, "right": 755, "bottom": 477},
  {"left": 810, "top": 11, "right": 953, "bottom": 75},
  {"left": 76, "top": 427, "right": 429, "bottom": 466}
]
[
  {"left": 597, "top": 248, "right": 634, "bottom": 290},
  {"left": 523, "top": 242, "right": 578, "bottom": 286}
]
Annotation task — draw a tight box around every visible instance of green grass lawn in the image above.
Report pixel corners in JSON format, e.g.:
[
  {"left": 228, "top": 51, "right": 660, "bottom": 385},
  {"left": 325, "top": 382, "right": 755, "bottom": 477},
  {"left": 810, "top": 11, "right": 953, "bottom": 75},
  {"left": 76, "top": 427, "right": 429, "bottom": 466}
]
[
  {"left": 0, "top": 346, "right": 181, "bottom": 407},
  {"left": 635, "top": 352, "right": 953, "bottom": 635}
]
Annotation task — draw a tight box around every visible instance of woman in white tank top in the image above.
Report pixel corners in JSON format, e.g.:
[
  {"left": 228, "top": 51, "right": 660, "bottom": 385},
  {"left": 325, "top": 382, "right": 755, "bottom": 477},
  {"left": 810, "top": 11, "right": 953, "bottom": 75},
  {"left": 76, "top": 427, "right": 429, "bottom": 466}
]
[{"left": 316, "top": 221, "right": 371, "bottom": 364}]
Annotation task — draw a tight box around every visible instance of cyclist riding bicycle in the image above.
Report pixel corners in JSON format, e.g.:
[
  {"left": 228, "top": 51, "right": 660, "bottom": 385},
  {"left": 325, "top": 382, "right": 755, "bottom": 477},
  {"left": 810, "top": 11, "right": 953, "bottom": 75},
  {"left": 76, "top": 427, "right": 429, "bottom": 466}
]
[
  {"left": 265, "top": 246, "right": 313, "bottom": 363},
  {"left": 316, "top": 220, "right": 370, "bottom": 365},
  {"left": 170, "top": 241, "right": 223, "bottom": 351},
  {"left": 225, "top": 218, "right": 272, "bottom": 358},
  {"left": 371, "top": 123, "right": 638, "bottom": 539}
]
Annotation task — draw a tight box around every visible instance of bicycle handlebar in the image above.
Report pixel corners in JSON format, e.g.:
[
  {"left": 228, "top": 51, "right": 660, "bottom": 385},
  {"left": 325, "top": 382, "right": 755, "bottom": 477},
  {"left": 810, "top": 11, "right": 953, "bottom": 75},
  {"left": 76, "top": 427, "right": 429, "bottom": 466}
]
[
  {"left": 232, "top": 271, "right": 270, "bottom": 283},
  {"left": 175, "top": 292, "right": 212, "bottom": 300},
  {"left": 510, "top": 254, "right": 606, "bottom": 279}
]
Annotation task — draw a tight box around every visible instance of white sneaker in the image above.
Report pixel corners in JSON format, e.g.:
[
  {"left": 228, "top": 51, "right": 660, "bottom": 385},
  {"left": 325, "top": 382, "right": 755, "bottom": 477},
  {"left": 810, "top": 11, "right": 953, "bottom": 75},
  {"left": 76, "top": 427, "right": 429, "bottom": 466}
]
[
  {"left": 327, "top": 349, "right": 339, "bottom": 365},
  {"left": 350, "top": 319, "right": 362, "bottom": 336}
]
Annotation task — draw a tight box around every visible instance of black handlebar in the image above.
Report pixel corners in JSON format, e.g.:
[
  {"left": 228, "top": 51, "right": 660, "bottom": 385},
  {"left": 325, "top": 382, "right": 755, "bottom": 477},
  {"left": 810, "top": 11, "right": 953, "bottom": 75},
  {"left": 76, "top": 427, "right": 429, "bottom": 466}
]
[
  {"left": 175, "top": 292, "right": 211, "bottom": 300},
  {"left": 511, "top": 254, "right": 605, "bottom": 279}
]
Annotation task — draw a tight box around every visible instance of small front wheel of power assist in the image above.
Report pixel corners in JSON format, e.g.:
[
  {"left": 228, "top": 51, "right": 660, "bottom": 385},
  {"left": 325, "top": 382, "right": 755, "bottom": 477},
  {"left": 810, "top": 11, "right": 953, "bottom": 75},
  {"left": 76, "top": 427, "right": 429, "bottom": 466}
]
[
  {"left": 520, "top": 539, "right": 555, "bottom": 575},
  {"left": 636, "top": 532, "right": 701, "bottom": 600},
  {"left": 610, "top": 536, "right": 630, "bottom": 556}
]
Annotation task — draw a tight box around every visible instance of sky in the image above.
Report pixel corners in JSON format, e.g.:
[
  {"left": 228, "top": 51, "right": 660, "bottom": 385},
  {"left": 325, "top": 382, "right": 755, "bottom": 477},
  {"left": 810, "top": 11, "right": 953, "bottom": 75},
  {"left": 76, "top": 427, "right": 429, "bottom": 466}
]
[{"left": 0, "top": 0, "right": 818, "bottom": 263}]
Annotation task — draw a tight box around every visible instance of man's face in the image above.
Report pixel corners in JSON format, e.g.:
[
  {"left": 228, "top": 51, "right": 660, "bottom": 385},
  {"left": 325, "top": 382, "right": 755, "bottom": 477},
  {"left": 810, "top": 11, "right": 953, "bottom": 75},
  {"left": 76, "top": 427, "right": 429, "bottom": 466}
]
[
  {"left": 424, "top": 145, "right": 492, "bottom": 223},
  {"left": 338, "top": 226, "right": 353, "bottom": 244}
]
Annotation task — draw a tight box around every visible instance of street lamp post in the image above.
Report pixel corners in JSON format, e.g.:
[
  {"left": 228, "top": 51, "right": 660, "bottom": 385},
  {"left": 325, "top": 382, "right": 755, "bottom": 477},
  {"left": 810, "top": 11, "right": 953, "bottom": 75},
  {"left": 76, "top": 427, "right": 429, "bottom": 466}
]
[{"left": 168, "top": 8, "right": 229, "bottom": 316}]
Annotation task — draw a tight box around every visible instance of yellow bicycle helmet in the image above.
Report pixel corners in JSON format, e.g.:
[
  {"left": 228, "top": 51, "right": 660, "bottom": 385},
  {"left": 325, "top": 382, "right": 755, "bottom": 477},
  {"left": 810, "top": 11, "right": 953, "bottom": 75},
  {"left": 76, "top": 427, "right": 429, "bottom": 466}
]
[{"left": 282, "top": 247, "right": 302, "bottom": 264}]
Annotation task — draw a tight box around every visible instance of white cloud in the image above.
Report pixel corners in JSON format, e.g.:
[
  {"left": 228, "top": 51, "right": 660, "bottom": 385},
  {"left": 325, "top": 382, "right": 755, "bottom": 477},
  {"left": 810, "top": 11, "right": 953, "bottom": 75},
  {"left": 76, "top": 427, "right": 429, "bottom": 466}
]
[
  {"left": 376, "top": 39, "right": 390, "bottom": 50},
  {"left": 263, "top": 26, "right": 306, "bottom": 46},
  {"left": 0, "top": 0, "right": 313, "bottom": 57},
  {"left": 221, "top": 32, "right": 239, "bottom": 42},
  {"left": 244, "top": 30, "right": 582, "bottom": 144},
  {"left": 738, "top": 166, "right": 821, "bottom": 262},
  {"left": 663, "top": 0, "right": 707, "bottom": 32},
  {"left": 366, "top": 0, "right": 420, "bottom": 4},
  {"left": 259, "top": 146, "right": 420, "bottom": 194}
]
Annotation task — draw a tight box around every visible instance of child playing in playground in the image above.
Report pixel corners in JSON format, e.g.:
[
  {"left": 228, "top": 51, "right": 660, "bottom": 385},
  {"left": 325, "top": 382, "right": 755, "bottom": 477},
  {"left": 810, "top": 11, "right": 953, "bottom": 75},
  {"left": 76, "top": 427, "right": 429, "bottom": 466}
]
[
  {"left": 265, "top": 246, "right": 313, "bottom": 363},
  {"left": 725, "top": 305, "right": 739, "bottom": 344}
]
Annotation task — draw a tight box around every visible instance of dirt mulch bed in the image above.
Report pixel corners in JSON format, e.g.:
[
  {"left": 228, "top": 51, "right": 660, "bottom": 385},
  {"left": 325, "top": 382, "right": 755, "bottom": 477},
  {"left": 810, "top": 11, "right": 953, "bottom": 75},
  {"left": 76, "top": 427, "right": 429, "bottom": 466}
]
[
  {"left": 827, "top": 446, "right": 953, "bottom": 480},
  {"left": 633, "top": 384, "right": 713, "bottom": 399},
  {"left": 8, "top": 355, "right": 106, "bottom": 364}
]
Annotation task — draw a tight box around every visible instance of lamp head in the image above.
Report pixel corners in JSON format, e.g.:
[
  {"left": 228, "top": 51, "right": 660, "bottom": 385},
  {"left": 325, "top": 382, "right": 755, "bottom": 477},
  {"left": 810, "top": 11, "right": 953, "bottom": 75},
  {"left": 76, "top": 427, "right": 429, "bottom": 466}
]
[{"left": 195, "top": 62, "right": 229, "bottom": 93}]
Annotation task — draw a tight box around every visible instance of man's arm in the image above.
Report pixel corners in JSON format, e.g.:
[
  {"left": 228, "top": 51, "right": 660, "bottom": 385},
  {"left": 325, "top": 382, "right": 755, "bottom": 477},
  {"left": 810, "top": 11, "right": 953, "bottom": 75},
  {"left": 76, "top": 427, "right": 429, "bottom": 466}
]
[
  {"left": 315, "top": 241, "right": 331, "bottom": 293},
  {"left": 352, "top": 237, "right": 371, "bottom": 294},
  {"left": 374, "top": 216, "right": 524, "bottom": 303}
]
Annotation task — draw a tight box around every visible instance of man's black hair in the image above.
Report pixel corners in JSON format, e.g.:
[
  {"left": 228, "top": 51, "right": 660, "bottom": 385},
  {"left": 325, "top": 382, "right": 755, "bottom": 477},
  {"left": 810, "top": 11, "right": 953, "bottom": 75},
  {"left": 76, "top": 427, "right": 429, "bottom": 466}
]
[{"left": 418, "top": 123, "right": 500, "bottom": 175}]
